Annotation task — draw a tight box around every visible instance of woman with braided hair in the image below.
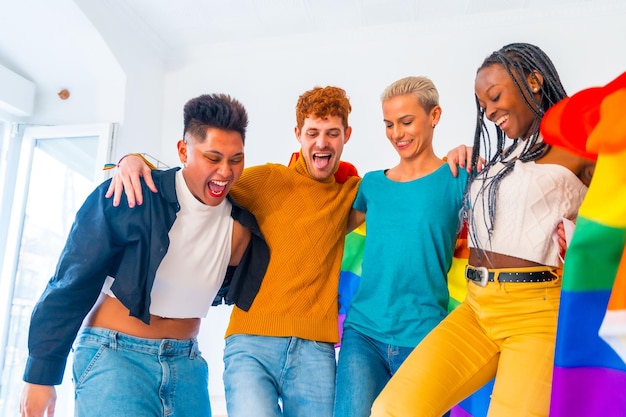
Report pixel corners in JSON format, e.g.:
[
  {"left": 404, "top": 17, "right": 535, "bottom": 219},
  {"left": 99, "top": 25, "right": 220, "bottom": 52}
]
[{"left": 370, "top": 42, "right": 595, "bottom": 417}]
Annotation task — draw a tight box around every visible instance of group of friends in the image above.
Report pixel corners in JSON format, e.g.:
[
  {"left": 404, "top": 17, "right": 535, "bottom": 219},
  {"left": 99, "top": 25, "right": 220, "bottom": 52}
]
[{"left": 19, "top": 42, "right": 596, "bottom": 417}]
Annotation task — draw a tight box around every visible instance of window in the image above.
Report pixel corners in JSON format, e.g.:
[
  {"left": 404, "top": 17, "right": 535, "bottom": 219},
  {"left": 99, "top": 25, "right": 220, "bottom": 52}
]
[{"left": 0, "top": 124, "right": 113, "bottom": 416}]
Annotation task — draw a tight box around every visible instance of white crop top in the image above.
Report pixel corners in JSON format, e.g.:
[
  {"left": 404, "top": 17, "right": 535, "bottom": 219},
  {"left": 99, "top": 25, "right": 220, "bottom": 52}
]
[
  {"left": 103, "top": 169, "right": 233, "bottom": 318},
  {"left": 468, "top": 158, "right": 587, "bottom": 267}
]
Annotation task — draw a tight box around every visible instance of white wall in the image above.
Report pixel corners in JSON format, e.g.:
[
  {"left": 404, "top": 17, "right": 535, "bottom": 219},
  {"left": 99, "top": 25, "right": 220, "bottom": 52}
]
[
  {"left": 74, "top": 0, "right": 166, "bottom": 160},
  {"left": 159, "top": 4, "right": 626, "bottom": 174},
  {"left": 156, "top": 3, "right": 626, "bottom": 411}
]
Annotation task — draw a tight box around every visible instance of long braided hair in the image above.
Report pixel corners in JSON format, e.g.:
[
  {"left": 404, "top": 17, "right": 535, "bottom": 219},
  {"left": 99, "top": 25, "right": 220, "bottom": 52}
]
[{"left": 464, "top": 43, "right": 568, "bottom": 250}]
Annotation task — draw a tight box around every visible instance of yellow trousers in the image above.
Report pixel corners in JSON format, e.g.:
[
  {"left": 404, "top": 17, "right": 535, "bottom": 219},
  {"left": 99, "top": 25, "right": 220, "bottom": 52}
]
[{"left": 371, "top": 273, "right": 561, "bottom": 417}]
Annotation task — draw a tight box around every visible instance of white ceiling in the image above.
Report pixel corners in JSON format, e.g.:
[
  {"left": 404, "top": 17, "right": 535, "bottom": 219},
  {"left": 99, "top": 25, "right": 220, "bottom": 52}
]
[
  {"left": 0, "top": 0, "right": 620, "bottom": 103},
  {"left": 120, "top": 0, "right": 491, "bottom": 53},
  {"left": 108, "top": 0, "right": 565, "bottom": 61}
]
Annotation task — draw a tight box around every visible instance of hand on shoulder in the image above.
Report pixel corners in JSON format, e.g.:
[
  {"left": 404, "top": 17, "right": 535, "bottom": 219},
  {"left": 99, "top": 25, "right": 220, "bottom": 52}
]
[
  {"left": 104, "top": 154, "right": 157, "bottom": 207},
  {"left": 445, "top": 145, "right": 484, "bottom": 177}
]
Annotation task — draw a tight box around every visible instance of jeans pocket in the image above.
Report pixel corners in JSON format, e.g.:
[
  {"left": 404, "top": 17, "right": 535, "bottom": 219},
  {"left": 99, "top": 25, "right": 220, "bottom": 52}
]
[
  {"left": 72, "top": 344, "right": 108, "bottom": 388},
  {"left": 312, "top": 340, "right": 336, "bottom": 357}
]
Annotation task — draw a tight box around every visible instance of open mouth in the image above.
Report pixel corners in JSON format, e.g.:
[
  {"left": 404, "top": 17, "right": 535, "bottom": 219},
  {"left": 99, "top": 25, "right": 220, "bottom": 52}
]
[
  {"left": 313, "top": 153, "right": 332, "bottom": 170},
  {"left": 208, "top": 179, "right": 228, "bottom": 197}
]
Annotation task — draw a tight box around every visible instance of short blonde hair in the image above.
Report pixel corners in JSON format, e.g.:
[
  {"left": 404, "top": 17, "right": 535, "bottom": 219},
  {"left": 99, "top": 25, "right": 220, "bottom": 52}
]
[{"left": 380, "top": 76, "right": 439, "bottom": 112}]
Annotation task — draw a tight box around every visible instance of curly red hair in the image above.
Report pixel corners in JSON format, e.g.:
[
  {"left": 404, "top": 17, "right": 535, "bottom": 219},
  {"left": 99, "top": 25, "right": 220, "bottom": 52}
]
[{"left": 295, "top": 86, "right": 351, "bottom": 129}]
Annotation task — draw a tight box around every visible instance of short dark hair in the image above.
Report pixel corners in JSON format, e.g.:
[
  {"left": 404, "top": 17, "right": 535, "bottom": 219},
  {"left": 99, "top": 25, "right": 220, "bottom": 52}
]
[{"left": 183, "top": 93, "right": 249, "bottom": 144}]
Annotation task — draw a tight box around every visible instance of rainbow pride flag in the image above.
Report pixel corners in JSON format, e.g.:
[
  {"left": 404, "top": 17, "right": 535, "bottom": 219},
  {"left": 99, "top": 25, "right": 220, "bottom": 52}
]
[{"left": 541, "top": 72, "right": 626, "bottom": 416}]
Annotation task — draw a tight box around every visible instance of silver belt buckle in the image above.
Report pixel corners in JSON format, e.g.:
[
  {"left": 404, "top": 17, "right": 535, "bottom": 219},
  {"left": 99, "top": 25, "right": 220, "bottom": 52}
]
[{"left": 466, "top": 265, "right": 489, "bottom": 287}]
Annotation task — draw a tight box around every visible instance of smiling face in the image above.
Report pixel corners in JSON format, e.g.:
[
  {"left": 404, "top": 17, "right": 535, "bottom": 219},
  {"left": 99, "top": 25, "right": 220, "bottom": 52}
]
[
  {"left": 382, "top": 94, "right": 440, "bottom": 160},
  {"left": 295, "top": 115, "right": 351, "bottom": 180},
  {"left": 178, "top": 127, "right": 244, "bottom": 206},
  {"left": 475, "top": 63, "right": 540, "bottom": 140}
]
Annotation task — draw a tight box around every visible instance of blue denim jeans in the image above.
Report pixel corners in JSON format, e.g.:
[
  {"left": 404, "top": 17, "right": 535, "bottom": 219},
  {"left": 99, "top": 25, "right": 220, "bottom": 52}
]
[
  {"left": 334, "top": 327, "right": 415, "bottom": 417},
  {"left": 223, "top": 334, "right": 336, "bottom": 417},
  {"left": 72, "top": 327, "right": 211, "bottom": 417}
]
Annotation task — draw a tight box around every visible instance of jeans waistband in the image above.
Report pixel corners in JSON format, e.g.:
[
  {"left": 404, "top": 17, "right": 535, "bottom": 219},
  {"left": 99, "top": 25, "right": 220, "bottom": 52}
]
[{"left": 76, "top": 326, "right": 200, "bottom": 358}]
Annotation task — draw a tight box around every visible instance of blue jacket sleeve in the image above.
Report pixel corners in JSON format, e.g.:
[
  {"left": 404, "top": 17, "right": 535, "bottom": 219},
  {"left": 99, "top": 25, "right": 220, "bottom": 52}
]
[{"left": 23, "top": 180, "right": 146, "bottom": 385}]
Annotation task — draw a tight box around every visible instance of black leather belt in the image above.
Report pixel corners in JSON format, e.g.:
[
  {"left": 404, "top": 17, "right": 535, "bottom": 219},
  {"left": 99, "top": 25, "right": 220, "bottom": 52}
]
[{"left": 465, "top": 265, "right": 558, "bottom": 287}]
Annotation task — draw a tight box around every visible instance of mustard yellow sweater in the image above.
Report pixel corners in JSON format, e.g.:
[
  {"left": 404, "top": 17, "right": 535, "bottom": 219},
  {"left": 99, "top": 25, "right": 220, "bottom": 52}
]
[{"left": 226, "top": 155, "right": 360, "bottom": 343}]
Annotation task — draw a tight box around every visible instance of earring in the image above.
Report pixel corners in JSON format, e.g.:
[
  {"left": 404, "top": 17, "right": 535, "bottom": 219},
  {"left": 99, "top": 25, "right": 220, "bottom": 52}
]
[{"left": 532, "top": 87, "right": 539, "bottom": 93}]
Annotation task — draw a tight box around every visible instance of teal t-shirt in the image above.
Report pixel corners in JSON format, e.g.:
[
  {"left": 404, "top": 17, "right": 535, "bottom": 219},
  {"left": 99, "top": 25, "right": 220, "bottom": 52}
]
[{"left": 344, "top": 164, "right": 468, "bottom": 347}]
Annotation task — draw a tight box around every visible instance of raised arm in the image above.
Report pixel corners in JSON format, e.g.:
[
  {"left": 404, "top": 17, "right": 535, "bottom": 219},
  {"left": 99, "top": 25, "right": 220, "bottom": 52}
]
[{"left": 105, "top": 154, "right": 157, "bottom": 207}]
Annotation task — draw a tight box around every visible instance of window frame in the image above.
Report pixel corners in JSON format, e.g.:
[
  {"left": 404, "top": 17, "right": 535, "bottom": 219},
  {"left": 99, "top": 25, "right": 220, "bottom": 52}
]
[{"left": 0, "top": 123, "right": 114, "bottom": 415}]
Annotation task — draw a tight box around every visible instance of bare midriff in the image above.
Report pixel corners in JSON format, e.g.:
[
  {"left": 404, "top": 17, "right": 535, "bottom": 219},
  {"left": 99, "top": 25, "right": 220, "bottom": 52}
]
[
  {"left": 84, "top": 293, "right": 201, "bottom": 340},
  {"left": 469, "top": 249, "right": 546, "bottom": 269}
]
